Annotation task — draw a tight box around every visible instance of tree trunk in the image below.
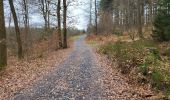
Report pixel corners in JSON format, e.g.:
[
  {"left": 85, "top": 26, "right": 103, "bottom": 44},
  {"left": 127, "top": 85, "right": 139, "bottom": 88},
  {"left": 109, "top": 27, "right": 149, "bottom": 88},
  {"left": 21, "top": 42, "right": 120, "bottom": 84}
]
[
  {"left": 40, "top": 0, "right": 48, "bottom": 36},
  {"left": 137, "top": 0, "right": 144, "bottom": 39},
  {"left": 57, "top": 0, "right": 62, "bottom": 48},
  {"left": 23, "top": 0, "right": 29, "bottom": 36},
  {"left": 88, "top": 0, "right": 92, "bottom": 33},
  {"left": 47, "top": 0, "right": 50, "bottom": 29},
  {"left": 95, "top": 0, "right": 98, "bottom": 35},
  {"left": 44, "top": 0, "right": 48, "bottom": 34},
  {"left": 0, "top": 0, "right": 7, "bottom": 68},
  {"left": 62, "top": 0, "right": 67, "bottom": 48},
  {"left": 9, "top": 0, "right": 23, "bottom": 59},
  {"left": 23, "top": 0, "right": 29, "bottom": 54}
]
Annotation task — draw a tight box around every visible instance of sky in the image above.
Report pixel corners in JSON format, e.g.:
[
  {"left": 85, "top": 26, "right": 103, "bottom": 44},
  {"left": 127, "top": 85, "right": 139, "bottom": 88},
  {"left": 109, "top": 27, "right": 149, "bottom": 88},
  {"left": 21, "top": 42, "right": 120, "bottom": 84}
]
[
  {"left": 4, "top": 0, "right": 90, "bottom": 30},
  {"left": 30, "top": 0, "right": 90, "bottom": 30},
  {"left": 70, "top": 0, "right": 90, "bottom": 30}
]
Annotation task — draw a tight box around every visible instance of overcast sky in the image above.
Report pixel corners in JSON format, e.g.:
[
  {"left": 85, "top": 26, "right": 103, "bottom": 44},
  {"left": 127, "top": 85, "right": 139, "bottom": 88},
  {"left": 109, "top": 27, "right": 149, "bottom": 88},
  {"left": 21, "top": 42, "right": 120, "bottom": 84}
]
[
  {"left": 30, "top": 0, "right": 90, "bottom": 29},
  {"left": 30, "top": 0, "right": 90, "bottom": 30},
  {"left": 4, "top": 0, "right": 91, "bottom": 30},
  {"left": 69, "top": 0, "right": 90, "bottom": 29}
]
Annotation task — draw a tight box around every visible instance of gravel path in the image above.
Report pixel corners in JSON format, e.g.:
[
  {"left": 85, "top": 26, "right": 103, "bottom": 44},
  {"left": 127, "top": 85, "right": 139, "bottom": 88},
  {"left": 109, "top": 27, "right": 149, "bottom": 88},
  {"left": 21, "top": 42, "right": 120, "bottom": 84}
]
[{"left": 12, "top": 35, "right": 144, "bottom": 100}]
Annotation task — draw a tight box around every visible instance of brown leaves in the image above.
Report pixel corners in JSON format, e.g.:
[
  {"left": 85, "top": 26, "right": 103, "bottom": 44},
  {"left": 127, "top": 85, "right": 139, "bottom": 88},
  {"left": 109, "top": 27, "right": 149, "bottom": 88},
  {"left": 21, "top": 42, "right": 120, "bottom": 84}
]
[
  {"left": 94, "top": 48, "right": 155, "bottom": 99},
  {"left": 0, "top": 44, "right": 72, "bottom": 99}
]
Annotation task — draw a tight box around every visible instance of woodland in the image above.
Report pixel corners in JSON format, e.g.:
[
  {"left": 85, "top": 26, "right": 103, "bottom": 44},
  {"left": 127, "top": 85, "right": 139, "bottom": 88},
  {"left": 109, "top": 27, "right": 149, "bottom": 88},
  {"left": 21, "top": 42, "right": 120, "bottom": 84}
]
[{"left": 0, "top": 0, "right": 170, "bottom": 99}]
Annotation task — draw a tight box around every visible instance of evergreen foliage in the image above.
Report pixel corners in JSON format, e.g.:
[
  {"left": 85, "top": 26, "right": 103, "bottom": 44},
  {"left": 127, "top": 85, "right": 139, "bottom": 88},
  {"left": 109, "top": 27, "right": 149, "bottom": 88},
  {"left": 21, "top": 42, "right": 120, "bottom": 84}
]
[
  {"left": 153, "top": 0, "right": 170, "bottom": 41},
  {"left": 99, "top": 0, "right": 113, "bottom": 12}
]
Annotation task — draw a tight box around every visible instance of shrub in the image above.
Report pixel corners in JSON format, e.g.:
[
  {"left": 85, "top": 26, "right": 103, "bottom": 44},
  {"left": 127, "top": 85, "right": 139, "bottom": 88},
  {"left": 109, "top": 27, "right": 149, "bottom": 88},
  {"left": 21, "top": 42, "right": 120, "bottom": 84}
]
[
  {"left": 98, "top": 42, "right": 116, "bottom": 58},
  {"left": 139, "top": 63, "right": 148, "bottom": 76},
  {"left": 99, "top": 40, "right": 170, "bottom": 92},
  {"left": 99, "top": 40, "right": 148, "bottom": 74}
]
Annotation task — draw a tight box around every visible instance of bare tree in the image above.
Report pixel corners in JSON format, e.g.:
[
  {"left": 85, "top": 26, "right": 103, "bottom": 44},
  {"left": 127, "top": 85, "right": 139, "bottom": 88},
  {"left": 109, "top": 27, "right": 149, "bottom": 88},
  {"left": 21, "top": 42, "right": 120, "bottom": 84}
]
[
  {"left": 57, "top": 0, "right": 62, "bottom": 48},
  {"left": 94, "top": 0, "right": 98, "bottom": 35},
  {"left": 22, "top": 0, "right": 29, "bottom": 37},
  {"left": 89, "top": 0, "right": 92, "bottom": 30},
  {"left": 22, "top": 0, "right": 30, "bottom": 53},
  {"left": 63, "top": 0, "right": 67, "bottom": 48},
  {"left": 47, "top": 0, "right": 50, "bottom": 29},
  {"left": 87, "top": 0, "right": 93, "bottom": 34},
  {"left": 38, "top": 0, "right": 50, "bottom": 35},
  {"left": 0, "top": 0, "right": 7, "bottom": 68},
  {"left": 9, "top": 0, "right": 23, "bottom": 59},
  {"left": 137, "top": 0, "right": 144, "bottom": 38}
]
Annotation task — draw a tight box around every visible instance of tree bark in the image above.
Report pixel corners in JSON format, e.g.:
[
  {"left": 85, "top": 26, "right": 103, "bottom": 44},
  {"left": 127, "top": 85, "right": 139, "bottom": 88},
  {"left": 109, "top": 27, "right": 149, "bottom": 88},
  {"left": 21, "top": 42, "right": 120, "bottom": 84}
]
[
  {"left": 47, "top": 0, "right": 50, "bottom": 29},
  {"left": 95, "top": 0, "right": 98, "bottom": 35},
  {"left": 137, "top": 0, "right": 144, "bottom": 39},
  {"left": 0, "top": 0, "right": 7, "bottom": 68},
  {"left": 23, "top": 0, "right": 29, "bottom": 53},
  {"left": 57, "top": 0, "right": 62, "bottom": 48},
  {"left": 9, "top": 0, "right": 23, "bottom": 59},
  {"left": 89, "top": 0, "right": 92, "bottom": 32},
  {"left": 40, "top": 0, "right": 48, "bottom": 36},
  {"left": 62, "top": 0, "right": 67, "bottom": 48}
]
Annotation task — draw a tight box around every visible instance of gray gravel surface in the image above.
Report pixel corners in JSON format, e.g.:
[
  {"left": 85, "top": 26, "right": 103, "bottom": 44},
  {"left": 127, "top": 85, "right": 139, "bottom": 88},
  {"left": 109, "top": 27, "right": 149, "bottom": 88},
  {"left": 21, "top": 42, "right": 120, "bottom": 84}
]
[{"left": 12, "top": 35, "right": 144, "bottom": 100}]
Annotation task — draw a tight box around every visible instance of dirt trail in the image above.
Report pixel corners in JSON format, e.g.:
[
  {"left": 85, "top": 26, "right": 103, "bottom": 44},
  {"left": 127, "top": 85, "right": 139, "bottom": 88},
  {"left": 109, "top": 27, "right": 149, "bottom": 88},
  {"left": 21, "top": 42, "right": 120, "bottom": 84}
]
[{"left": 13, "top": 35, "right": 145, "bottom": 100}]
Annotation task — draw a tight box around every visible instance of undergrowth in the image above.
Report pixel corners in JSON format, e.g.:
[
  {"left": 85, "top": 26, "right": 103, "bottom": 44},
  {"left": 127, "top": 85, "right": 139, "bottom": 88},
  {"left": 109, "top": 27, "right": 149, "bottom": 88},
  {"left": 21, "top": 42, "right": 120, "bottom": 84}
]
[{"left": 99, "top": 40, "right": 170, "bottom": 94}]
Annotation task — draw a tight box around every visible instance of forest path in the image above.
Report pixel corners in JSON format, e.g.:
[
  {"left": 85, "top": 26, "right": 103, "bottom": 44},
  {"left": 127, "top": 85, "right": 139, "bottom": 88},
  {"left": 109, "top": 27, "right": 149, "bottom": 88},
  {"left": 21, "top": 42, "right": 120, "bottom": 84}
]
[{"left": 12, "top": 35, "right": 143, "bottom": 100}]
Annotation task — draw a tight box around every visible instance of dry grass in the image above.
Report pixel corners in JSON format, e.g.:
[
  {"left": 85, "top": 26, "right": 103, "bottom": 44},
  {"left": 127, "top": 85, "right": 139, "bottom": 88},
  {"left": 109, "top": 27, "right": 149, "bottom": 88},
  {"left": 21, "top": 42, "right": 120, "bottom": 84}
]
[
  {"left": 87, "top": 30, "right": 153, "bottom": 45},
  {"left": 87, "top": 33, "right": 170, "bottom": 98},
  {"left": 86, "top": 34, "right": 118, "bottom": 45}
]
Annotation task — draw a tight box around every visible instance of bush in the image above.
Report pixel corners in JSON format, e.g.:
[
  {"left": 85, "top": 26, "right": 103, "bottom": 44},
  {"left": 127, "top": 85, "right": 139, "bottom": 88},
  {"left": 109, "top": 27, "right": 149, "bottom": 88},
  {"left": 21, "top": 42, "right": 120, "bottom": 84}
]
[
  {"left": 99, "top": 42, "right": 116, "bottom": 58},
  {"left": 99, "top": 40, "right": 170, "bottom": 92},
  {"left": 99, "top": 40, "right": 148, "bottom": 74}
]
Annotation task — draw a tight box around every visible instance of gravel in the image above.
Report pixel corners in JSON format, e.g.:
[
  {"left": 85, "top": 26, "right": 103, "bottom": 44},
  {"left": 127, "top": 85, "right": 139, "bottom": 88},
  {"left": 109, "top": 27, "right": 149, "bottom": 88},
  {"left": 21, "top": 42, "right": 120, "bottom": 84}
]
[{"left": 12, "top": 35, "right": 146, "bottom": 100}]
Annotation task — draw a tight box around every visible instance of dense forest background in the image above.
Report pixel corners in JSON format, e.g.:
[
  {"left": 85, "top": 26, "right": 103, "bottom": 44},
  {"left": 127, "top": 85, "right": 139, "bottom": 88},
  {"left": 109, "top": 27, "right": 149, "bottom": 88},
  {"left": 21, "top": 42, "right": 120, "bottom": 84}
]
[
  {"left": 87, "top": 0, "right": 170, "bottom": 97},
  {"left": 88, "top": 0, "right": 170, "bottom": 41}
]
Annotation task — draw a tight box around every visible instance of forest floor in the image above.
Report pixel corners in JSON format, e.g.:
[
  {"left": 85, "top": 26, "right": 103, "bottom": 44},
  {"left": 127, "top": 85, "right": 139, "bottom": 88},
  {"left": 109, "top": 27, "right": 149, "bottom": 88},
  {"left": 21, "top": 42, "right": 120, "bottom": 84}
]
[
  {"left": 87, "top": 34, "right": 170, "bottom": 99},
  {"left": 0, "top": 40, "right": 73, "bottom": 99},
  {"left": 0, "top": 35, "right": 160, "bottom": 100}
]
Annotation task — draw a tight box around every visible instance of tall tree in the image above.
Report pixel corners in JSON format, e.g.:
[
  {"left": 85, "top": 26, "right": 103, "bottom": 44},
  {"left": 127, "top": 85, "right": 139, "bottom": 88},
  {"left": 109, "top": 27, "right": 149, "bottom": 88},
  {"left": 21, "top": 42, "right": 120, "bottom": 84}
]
[
  {"left": 57, "top": 0, "right": 62, "bottom": 48},
  {"left": 40, "top": 0, "right": 47, "bottom": 32},
  {"left": 62, "top": 0, "right": 67, "bottom": 48},
  {"left": 22, "top": 0, "right": 30, "bottom": 52},
  {"left": 95, "top": 0, "right": 98, "bottom": 35},
  {"left": 89, "top": 0, "right": 92, "bottom": 30},
  {"left": 22, "top": 0, "right": 29, "bottom": 37},
  {"left": 137, "top": 0, "right": 144, "bottom": 38},
  {"left": 9, "top": 0, "right": 23, "bottom": 59},
  {"left": 87, "top": 0, "right": 93, "bottom": 34},
  {"left": 47, "top": 0, "right": 50, "bottom": 29},
  {"left": 38, "top": 0, "right": 50, "bottom": 35},
  {"left": 99, "top": 0, "right": 113, "bottom": 34},
  {"left": 0, "top": 0, "right": 7, "bottom": 69}
]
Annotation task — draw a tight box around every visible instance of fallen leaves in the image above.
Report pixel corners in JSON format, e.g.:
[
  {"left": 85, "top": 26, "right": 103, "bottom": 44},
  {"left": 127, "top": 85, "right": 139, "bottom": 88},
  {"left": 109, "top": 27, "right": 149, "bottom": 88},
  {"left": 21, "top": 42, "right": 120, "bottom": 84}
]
[
  {"left": 91, "top": 40, "right": 159, "bottom": 99},
  {"left": 0, "top": 45, "right": 72, "bottom": 99}
]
